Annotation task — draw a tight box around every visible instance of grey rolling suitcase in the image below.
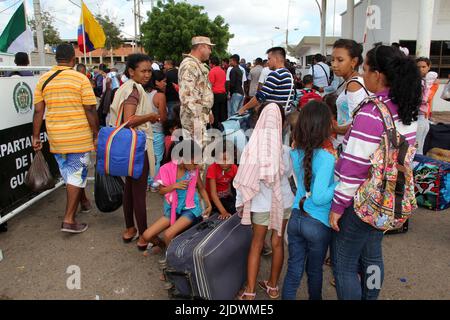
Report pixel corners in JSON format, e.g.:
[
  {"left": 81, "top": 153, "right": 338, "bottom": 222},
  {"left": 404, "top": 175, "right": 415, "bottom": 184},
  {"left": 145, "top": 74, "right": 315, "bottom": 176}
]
[{"left": 164, "top": 213, "right": 252, "bottom": 300}]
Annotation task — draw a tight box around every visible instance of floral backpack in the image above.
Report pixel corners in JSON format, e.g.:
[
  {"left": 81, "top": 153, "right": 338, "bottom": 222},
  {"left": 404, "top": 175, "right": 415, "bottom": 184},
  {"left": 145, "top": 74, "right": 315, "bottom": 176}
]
[{"left": 353, "top": 97, "right": 417, "bottom": 231}]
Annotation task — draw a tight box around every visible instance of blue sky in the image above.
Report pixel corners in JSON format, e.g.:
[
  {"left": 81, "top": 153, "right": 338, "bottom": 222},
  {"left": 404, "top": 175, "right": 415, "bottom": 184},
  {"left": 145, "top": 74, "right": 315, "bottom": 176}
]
[{"left": 0, "top": 0, "right": 351, "bottom": 61}]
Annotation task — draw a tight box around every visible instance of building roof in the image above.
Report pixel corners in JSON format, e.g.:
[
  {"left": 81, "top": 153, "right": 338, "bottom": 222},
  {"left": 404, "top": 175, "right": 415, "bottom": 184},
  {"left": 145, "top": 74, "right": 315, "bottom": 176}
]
[{"left": 292, "top": 36, "right": 340, "bottom": 57}]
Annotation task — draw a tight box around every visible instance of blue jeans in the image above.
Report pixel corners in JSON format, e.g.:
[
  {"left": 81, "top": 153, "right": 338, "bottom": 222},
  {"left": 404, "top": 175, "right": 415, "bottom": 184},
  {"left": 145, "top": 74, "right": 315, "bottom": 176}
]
[
  {"left": 282, "top": 209, "right": 331, "bottom": 300},
  {"left": 331, "top": 206, "right": 384, "bottom": 300},
  {"left": 148, "top": 132, "right": 165, "bottom": 185},
  {"left": 228, "top": 93, "right": 244, "bottom": 117}
]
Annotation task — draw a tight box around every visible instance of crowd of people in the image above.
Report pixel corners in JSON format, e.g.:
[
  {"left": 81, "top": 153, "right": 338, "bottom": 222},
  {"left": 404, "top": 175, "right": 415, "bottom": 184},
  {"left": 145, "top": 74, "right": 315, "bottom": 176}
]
[{"left": 29, "top": 34, "right": 436, "bottom": 300}]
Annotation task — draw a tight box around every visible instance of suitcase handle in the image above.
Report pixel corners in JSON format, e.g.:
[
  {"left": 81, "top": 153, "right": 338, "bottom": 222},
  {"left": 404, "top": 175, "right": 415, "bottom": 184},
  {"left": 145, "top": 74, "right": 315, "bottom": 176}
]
[{"left": 196, "top": 219, "right": 221, "bottom": 231}]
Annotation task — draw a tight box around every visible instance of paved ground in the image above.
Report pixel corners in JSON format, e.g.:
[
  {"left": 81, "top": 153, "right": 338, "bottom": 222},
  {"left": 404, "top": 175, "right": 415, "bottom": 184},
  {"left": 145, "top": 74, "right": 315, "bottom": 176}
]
[{"left": 0, "top": 176, "right": 449, "bottom": 300}]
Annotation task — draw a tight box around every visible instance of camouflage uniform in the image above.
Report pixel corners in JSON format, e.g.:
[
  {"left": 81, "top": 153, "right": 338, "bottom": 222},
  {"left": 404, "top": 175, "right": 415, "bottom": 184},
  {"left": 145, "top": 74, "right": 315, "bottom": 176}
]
[{"left": 179, "top": 54, "right": 214, "bottom": 150}]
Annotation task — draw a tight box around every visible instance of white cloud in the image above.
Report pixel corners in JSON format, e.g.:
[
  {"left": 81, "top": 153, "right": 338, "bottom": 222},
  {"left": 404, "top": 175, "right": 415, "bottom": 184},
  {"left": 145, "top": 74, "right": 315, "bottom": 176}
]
[{"left": 0, "top": 0, "right": 350, "bottom": 61}]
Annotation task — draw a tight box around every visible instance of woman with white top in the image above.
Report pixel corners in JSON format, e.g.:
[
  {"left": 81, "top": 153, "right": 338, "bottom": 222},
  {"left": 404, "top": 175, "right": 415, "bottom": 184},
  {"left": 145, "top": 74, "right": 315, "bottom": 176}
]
[
  {"left": 234, "top": 102, "right": 294, "bottom": 300},
  {"left": 144, "top": 70, "right": 168, "bottom": 190},
  {"left": 331, "top": 39, "right": 370, "bottom": 150}
]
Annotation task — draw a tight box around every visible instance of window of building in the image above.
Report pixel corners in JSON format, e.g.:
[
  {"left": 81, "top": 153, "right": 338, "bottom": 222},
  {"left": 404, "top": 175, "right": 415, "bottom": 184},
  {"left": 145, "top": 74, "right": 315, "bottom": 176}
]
[{"left": 399, "top": 40, "right": 450, "bottom": 78}]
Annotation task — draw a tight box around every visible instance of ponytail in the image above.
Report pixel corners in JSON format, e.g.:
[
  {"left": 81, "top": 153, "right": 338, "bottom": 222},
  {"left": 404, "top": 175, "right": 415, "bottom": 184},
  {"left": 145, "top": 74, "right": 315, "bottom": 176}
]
[
  {"left": 293, "top": 101, "right": 332, "bottom": 192},
  {"left": 366, "top": 45, "right": 421, "bottom": 125}
]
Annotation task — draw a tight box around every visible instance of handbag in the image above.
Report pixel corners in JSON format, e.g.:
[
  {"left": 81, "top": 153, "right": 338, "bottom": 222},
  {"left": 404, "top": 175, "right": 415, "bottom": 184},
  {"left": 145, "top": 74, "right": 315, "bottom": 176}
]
[{"left": 96, "top": 120, "right": 146, "bottom": 179}]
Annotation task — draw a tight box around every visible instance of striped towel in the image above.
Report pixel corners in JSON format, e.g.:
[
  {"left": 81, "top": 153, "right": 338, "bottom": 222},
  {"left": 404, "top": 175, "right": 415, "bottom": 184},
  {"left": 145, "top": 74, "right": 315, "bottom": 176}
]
[{"left": 233, "top": 103, "right": 285, "bottom": 236}]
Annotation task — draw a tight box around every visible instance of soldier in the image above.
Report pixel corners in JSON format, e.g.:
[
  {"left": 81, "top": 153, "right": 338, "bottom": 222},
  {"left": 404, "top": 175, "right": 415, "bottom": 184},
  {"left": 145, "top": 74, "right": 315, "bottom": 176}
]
[{"left": 178, "top": 36, "right": 215, "bottom": 151}]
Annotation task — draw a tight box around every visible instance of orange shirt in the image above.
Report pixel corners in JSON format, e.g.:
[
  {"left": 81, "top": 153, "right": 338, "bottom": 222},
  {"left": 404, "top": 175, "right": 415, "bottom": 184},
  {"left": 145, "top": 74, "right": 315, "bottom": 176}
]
[{"left": 34, "top": 66, "right": 97, "bottom": 154}]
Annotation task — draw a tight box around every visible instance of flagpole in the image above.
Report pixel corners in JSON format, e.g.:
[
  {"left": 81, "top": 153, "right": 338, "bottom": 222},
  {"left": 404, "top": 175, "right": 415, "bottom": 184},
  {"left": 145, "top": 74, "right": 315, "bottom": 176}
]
[{"left": 81, "top": 0, "right": 87, "bottom": 65}]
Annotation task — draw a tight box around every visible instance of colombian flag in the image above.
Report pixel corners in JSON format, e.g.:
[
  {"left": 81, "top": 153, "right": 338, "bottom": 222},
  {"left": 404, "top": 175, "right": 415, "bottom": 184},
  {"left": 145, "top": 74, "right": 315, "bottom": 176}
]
[{"left": 77, "top": 1, "right": 106, "bottom": 53}]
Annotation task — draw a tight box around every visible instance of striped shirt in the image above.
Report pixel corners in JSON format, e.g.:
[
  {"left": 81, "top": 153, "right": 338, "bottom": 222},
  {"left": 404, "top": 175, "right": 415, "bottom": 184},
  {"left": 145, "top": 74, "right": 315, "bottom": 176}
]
[
  {"left": 331, "top": 90, "right": 418, "bottom": 215},
  {"left": 34, "top": 66, "right": 97, "bottom": 154},
  {"left": 255, "top": 68, "right": 294, "bottom": 107}
]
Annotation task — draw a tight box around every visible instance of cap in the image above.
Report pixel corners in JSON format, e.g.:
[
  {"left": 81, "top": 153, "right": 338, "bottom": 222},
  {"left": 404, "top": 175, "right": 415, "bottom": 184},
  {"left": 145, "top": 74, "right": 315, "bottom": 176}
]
[{"left": 191, "top": 36, "right": 215, "bottom": 46}]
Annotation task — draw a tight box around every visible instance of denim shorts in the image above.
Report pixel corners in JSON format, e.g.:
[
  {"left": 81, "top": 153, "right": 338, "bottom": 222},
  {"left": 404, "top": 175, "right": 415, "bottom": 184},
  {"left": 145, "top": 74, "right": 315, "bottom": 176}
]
[{"left": 164, "top": 209, "right": 200, "bottom": 223}]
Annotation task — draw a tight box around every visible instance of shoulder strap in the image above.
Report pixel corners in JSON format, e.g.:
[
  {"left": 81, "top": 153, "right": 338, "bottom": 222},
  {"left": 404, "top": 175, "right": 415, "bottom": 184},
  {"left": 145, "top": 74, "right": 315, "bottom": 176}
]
[
  {"left": 345, "top": 77, "right": 370, "bottom": 96},
  {"left": 316, "top": 63, "right": 331, "bottom": 86},
  {"left": 42, "top": 69, "right": 65, "bottom": 92},
  {"left": 286, "top": 71, "right": 294, "bottom": 110},
  {"left": 371, "top": 98, "right": 396, "bottom": 132}
]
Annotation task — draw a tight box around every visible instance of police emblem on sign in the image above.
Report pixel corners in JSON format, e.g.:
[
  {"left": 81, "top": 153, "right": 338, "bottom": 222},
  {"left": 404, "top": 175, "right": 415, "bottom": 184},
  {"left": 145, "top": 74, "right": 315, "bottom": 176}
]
[{"left": 13, "top": 82, "right": 33, "bottom": 114}]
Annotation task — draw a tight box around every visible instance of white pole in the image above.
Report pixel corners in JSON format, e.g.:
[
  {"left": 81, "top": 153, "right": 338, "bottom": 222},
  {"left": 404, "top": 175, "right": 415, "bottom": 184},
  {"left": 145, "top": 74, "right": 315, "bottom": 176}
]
[
  {"left": 362, "top": 0, "right": 372, "bottom": 51},
  {"left": 347, "top": 0, "right": 354, "bottom": 39},
  {"left": 320, "top": 0, "right": 327, "bottom": 56},
  {"left": 81, "top": 0, "right": 87, "bottom": 65},
  {"left": 133, "top": 0, "right": 137, "bottom": 53},
  {"left": 286, "top": 0, "right": 290, "bottom": 50},
  {"left": 333, "top": 0, "right": 336, "bottom": 36},
  {"left": 416, "top": 0, "right": 435, "bottom": 58},
  {"left": 32, "top": 0, "right": 46, "bottom": 66}
]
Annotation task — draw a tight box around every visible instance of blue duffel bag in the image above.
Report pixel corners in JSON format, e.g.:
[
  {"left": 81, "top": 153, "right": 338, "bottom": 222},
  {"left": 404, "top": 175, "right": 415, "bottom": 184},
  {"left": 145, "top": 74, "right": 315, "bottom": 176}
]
[{"left": 97, "top": 122, "right": 146, "bottom": 179}]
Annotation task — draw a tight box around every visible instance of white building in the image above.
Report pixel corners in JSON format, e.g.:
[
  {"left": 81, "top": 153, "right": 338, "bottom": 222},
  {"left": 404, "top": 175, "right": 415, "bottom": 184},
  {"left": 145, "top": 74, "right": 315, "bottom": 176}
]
[
  {"left": 340, "top": 0, "right": 450, "bottom": 112},
  {"left": 341, "top": 0, "right": 450, "bottom": 79},
  {"left": 292, "top": 36, "right": 340, "bottom": 78}
]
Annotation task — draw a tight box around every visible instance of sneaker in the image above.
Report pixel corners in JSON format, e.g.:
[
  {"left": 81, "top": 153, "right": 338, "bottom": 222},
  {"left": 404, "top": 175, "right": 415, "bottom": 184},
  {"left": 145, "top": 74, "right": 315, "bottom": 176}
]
[{"left": 61, "top": 222, "right": 88, "bottom": 234}]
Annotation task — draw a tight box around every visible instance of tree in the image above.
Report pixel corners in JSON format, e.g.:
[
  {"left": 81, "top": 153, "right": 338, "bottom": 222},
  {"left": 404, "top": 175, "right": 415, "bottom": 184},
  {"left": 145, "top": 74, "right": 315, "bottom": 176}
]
[
  {"left": 29, "top": 11, "right": 62, "bottom": 46},
  {"left": 140, "top": 0, "right": 233, "bottom": 62},
  {"left": 95, "top": 14, "right": 124, "bottom": 67},
  {"left": 95, "top": 14, "right": 124, "bottom": 51}
]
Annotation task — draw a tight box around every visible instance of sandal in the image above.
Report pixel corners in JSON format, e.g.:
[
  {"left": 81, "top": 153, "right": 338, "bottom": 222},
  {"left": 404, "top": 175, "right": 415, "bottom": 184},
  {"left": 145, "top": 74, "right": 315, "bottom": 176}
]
[
  {"left": 122, "top": 229, "right": 138, "bottom": 243},
  {"left": 258, "top": 280, "right": 280, "bottom": 299},
  {"left": 237, "top": 289, "right": 256, "bottom": 300}
]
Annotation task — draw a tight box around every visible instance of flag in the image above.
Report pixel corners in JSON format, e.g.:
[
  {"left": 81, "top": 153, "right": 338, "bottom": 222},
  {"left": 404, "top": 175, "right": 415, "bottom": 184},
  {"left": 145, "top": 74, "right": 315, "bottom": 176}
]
[
  {"left": 0, "top": 2, "right": 34, "bottom": 54},
  {"left": 77, "top": 1, "right": 106, "bottom": 53}
]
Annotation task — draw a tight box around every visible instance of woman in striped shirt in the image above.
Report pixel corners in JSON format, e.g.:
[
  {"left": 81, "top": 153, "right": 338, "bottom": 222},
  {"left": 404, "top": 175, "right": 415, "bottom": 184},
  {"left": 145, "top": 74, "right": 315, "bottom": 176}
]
[{"left": 329, "top": 45, "right": 421, "bottom": 300}]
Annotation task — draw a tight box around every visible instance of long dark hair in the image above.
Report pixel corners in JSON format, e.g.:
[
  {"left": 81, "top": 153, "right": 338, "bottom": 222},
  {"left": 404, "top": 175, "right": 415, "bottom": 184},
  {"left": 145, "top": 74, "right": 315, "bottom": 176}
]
[
  {"left": 293, "top": 101, "right": 332, "bottom": 193},
  {"left": 366, "top": 45, "right": 421, "bottom": 125}
]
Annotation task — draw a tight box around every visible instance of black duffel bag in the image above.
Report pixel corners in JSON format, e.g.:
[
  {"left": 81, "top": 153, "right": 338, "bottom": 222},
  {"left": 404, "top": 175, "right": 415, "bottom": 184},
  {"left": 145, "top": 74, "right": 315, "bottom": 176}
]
[{"left": 423, "top": 123, "right": 450, "bottom": 155}]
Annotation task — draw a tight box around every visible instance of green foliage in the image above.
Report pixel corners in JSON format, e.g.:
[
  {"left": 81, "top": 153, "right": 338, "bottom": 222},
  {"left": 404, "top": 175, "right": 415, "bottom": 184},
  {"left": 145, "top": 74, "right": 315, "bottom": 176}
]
[
  {"left": 29, "top": 11, "right": 62, "bottom": 46},
  {"left": 95, "top": 14, "right": 124, "bottom": 50},
  {"left": 141, "top": 0, "right": 233, "bottom": 62}
]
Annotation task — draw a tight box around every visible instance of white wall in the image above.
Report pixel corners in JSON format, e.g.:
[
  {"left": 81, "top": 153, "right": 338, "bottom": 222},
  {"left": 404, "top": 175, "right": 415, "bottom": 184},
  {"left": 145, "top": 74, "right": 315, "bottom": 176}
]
[
  {"left": 0, "top": 53, "right": 15, "bottom": 66},
  {"left": 390, "top": 0, "right": 450, "bottom": 43},
  {"left": 341, "top": 0, "right": 392, "bottom": 49}
]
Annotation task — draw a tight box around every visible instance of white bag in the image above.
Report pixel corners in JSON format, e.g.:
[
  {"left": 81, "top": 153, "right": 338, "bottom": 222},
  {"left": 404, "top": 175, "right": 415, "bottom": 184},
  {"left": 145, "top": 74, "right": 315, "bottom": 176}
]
[{"left": 441, "top": 80, "right": 450, "bottom": 101}]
